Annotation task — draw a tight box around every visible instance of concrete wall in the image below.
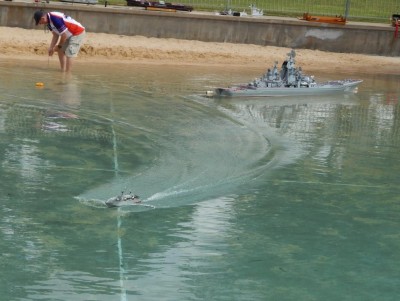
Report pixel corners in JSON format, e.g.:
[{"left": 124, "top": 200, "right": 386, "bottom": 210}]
[{"left": 1, "top": 1, "right": 399, "bottom": 56}]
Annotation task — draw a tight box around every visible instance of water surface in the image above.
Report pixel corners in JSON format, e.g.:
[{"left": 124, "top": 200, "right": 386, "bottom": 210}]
[{"left": 0, "top": 59, "right": 399, "bottom": 301}]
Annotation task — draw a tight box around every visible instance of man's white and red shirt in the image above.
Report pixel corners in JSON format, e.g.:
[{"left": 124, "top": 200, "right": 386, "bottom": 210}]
[{"left": 46, "top": 12, "right": 85, "bottom": 37}]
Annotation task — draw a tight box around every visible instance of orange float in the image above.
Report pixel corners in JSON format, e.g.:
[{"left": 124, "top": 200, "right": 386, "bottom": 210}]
[{"left": 299, "top": 13, "right": 346, "bottom": 25}]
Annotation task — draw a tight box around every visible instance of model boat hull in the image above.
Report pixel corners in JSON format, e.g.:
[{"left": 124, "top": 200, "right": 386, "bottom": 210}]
[{"left": 213, "top": 79, "right": 363, "bottom": 97}]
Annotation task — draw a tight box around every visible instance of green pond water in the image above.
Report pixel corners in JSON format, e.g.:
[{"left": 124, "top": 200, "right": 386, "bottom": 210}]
[{"left": 0, "top": 58, "right": 399, "bottom": 301}]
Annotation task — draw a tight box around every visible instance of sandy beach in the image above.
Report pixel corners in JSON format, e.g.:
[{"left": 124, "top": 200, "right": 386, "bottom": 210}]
[{"left": 0, "top": 26, "right": 399, "bottom": 74}]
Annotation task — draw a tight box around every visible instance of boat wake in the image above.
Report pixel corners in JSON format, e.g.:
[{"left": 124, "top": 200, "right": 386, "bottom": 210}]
[{"left": 76, "top": 95, "right": 282, "bottom": 211}]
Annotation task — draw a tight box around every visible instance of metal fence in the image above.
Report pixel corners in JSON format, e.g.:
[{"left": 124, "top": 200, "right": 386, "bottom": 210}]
[{"left": 182, "top": 0, "right": 400, "bottom": 23}]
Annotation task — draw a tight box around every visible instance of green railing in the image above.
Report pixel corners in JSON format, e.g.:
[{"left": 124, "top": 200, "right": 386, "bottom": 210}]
[{"left": 103, "top": 0, "right": 400, "bottom": 23}]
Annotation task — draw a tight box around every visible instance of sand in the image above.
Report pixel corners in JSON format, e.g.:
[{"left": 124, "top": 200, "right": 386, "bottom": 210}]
[{"left": 0, "top": 26, "right": 399, "bottom": 74}]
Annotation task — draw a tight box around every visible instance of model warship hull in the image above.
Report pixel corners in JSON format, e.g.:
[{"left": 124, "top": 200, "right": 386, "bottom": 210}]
[
  {"left": 213, "top": 79, "right": 362, "bottom": 97},
  {"left": 207, "top": 50, "right": 362, "bottom": 98}
]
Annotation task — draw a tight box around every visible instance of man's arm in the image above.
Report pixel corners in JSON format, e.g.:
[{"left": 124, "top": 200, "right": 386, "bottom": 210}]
[
  {"left": 58, "top": 32, "right": 68, "bottom": 47},
  {"left": 48, "top": 32, "right": 60, "bottom": 56}
]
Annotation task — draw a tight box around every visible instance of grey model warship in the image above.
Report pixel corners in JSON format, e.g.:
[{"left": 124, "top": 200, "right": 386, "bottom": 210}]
[
  {"left": 105, "top": 192, "right": 141, "bottom": 208},
  {"left": 207, "top": 50, "right": 362, "bottom": 98}
]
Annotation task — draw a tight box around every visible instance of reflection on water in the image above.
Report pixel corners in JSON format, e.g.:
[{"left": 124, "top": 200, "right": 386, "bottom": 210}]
[{"left": 0, "top": 59, "right": 399, "bottom": 301}]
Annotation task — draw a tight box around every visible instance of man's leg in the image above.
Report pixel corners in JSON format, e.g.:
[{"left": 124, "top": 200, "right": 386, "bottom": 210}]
[
  {"left": 65, "top": 56, "right": 73, "bottom": 73},
  {"left": 57, "top": 49, "right": 67, "bottom": 71},
  {"left": 64, "top": 32, "right": 85, "bottom": 73}
]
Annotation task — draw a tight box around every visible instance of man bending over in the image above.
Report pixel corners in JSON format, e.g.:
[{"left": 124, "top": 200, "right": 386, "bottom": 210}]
[{"left": 34, "top": 10, "right": 85, "bottom": 72}]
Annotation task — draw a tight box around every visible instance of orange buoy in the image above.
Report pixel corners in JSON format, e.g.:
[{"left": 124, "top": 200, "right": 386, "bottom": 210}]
[{"left": 35, "top": 82, "right": 44, "bottom": 87}]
